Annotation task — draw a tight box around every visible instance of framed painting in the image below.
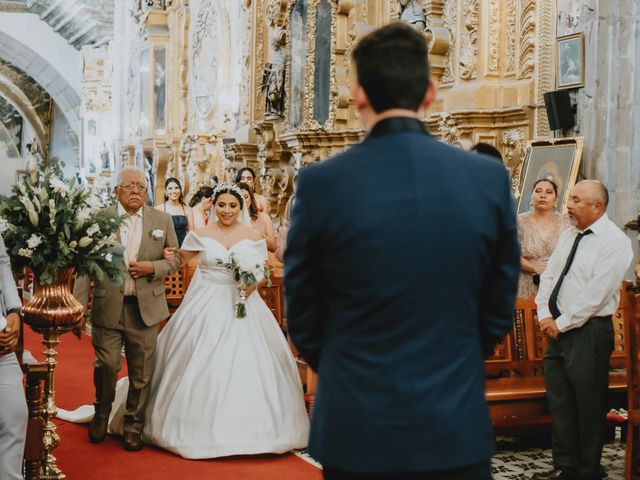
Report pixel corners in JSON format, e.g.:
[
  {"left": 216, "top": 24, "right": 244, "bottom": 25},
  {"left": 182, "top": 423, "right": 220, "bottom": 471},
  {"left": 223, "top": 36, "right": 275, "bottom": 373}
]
[
  {"left": 516, "top": 137, "right": 584, "bottom": 215},
  {"left": 557, "top": 32, "right": 584, "bottom": 89}
]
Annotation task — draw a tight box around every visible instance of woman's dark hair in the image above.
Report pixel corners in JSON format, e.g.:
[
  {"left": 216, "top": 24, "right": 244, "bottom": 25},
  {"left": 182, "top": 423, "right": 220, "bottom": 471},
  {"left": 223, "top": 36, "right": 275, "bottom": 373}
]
[
  {"left": 235, "top": 167, "right": 256, "bottom": 187},
  {"left": 237, "top": 182, "right": 258, "bottom": 220},
  {"left": 164, "top": 177, "right": 185, "bottom": 205},
  {"left": 188, "top": 186, "right": 214, "bottom": 208},
  {"left": 352, "top": 22, "right": 429, "bottom": 113},
  {"left": 532, "top": 177, "right": 559, "bottom": 197},
  {"left": 471, "top": 142, "right": 503, "bottom": 163},
  {"left": 213, "top": 186, "right": 244, "bottom": 208}
]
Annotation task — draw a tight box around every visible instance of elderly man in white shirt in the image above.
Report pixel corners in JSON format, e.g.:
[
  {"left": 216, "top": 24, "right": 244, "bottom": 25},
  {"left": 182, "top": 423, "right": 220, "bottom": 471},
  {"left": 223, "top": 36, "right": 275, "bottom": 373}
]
[{"left": 532, "top": 180, "right": 633, "bottom": 480}]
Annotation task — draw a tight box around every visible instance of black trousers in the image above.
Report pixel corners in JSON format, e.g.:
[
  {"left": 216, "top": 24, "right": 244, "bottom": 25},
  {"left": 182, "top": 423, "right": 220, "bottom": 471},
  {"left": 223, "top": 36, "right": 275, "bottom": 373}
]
[
  {"left": 323, "top": 459, "right": 492, "bottom": 480},
  {"left": 543, "top": 316, "right": 613, "bottom": 480}
]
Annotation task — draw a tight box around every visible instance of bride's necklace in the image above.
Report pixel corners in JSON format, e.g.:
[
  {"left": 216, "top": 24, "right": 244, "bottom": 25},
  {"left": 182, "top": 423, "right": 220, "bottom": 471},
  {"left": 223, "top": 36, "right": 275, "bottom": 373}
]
[{"left": 216, "top": 222, "right": 238, "bottom": 239}]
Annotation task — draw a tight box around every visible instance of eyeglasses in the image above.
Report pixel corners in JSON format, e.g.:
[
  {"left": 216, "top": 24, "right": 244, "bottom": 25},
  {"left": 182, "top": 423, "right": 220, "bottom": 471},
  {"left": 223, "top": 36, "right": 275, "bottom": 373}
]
[{"left": 119, "top": 183, "right": 147, "bottom": 192}]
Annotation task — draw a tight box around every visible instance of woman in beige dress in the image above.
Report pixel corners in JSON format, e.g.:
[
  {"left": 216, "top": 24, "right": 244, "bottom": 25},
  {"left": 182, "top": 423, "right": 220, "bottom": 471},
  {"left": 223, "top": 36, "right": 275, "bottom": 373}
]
[
  {"left": 517, "top": 177, "right": 570, "bottom": 297},
  {"left": 237, "top": 182, "right": 276, "bottom": 251},
  {"left": 236, "top": 167, "right": 269, "bottom": 213}
]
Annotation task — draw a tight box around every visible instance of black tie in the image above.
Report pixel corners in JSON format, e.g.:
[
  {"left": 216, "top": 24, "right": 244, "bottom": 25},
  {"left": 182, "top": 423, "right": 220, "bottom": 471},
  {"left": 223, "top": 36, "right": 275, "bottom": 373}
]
[{"left": 548, "top": 229, "right": 593, "bottom": 319}]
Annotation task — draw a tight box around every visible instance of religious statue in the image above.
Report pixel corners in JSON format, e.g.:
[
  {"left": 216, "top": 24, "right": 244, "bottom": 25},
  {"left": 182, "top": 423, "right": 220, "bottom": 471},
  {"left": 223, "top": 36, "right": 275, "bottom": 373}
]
[
  {"left": 100, "top": 142, "right": 111, "bottom": 171},
  {"left": 262, "top": 63, "right": 285, "bottom": 116},
  {"left": 400, "top": 0, "right": 426, "bottom": 31}
]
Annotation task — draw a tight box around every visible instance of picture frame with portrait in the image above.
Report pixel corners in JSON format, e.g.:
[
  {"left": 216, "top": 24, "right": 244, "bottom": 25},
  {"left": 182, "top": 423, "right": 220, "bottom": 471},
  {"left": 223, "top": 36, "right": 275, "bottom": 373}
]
[
  {"left": 516, "top": 137, "right": 584, "bottom": 215},
  {"left": 556, "top": 32, "right": 584, "bottom": 89}
]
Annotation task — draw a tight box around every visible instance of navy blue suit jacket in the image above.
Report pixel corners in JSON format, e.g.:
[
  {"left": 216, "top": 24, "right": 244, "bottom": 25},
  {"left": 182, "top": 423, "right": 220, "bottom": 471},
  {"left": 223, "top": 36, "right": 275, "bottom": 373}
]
[{"left": 284, "top": 117, "right": 520, "bottom": 473}]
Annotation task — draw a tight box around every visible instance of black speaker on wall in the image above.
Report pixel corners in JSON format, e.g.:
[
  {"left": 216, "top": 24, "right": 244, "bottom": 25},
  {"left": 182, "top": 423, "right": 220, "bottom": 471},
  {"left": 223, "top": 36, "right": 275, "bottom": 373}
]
[{"left": 543, "top": 90, "right": 575, "bottom": 130}]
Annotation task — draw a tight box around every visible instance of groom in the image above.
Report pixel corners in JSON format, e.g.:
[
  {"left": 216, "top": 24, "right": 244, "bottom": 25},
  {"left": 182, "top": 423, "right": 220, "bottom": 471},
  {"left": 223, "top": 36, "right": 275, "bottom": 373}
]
[
  {"left": 285, "top": 23, "right": 520, "bottom": 480},
  {"left": 74, "top": 166, "right": 180, "bottom": 451}
]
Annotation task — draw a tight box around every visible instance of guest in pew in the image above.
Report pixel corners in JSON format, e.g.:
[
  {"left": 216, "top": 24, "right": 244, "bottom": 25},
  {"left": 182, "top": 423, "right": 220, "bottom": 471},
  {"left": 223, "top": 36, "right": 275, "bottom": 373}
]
[
  {"left": 275, "top": 180, "right": 296, "bottom": 263},
  {"left": 285, "top": 22, "right": 520, "bottom": 480},
  {"left": 0, "top": 237, "right": 27, "bottom": 480},
  {"left": 518, "top": 177, "right": 571, "bottom": 297},
  {"left": 534, "top": 180, "right": 633, "bottom": 480},
  {"left": 237, "top": 182, "right": 276, "bottom": 252}
]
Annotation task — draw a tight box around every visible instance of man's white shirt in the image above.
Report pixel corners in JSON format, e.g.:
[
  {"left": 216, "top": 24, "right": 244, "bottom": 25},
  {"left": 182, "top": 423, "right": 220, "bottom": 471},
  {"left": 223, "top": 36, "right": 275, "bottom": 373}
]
[
  {"left": 536, "top": 213, "right": 633, "bottom": 332},
  {"left": 117, "top": 203, "right": 143, "bottom": 296}
]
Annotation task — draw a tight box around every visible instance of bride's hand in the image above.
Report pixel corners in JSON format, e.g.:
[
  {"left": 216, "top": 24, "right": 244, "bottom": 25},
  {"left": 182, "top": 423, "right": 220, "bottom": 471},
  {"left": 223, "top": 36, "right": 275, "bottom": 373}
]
[{"left": 240, "top": 285, "right": 257, "bottom": 298}]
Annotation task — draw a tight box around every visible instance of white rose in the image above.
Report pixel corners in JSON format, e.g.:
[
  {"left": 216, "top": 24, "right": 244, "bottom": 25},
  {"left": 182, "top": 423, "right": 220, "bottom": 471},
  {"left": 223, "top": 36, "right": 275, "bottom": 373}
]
[
  {"left": 27, "top": 234, "right": 43, "bottom": 249},
  {"left": 235, "top": 252, "right": 264, "bottom": 277},
  {"left": 84, "top": 194, "right": 102, "bottom": 212},
  {"left": 18, "top": 248, "right": 33, "bottom": 258},
  {"left": 86, "top": 223, "right": 100, "bottom": 236},
  {"left": 78, "top": 237, "right": 93, "bottom": 248},
  {"left": 150, "top": 229, "right": 165, "bottom": 240}
]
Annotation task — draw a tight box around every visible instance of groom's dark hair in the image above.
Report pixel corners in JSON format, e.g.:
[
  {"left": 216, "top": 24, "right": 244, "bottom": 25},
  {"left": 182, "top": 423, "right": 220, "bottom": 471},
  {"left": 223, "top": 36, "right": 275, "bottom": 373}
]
[{"left": 352, "top": 22, "right": 430, "bottom": 113}]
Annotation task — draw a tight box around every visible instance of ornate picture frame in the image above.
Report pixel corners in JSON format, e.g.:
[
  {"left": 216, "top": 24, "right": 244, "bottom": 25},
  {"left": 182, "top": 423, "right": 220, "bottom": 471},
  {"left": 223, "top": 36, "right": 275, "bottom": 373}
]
[
  {"left": 556, "top": 32, "right": 584, "bottom": 89},
  {"left": 516, "top": 137, "right": 584, "bottom": 215}
]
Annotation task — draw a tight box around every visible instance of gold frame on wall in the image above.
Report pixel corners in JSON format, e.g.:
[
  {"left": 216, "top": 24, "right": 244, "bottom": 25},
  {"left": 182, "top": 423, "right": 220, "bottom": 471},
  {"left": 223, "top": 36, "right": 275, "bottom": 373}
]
[
  {"left": 516, "top": 137, "right": 584, "bottom": 215},
  {"left": 556, "top": 32, "right": 584, "bottom": 90}
]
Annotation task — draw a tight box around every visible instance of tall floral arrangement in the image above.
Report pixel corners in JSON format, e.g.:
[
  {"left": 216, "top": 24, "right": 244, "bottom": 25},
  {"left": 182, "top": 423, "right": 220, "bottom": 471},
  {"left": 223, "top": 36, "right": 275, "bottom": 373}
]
[{"left": 0, "top": 158, "right": 124, "bottom": 285}]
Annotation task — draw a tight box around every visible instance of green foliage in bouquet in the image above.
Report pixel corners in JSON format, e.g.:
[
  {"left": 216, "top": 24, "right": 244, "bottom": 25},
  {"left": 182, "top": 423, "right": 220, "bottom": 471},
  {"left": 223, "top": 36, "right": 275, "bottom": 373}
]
[{"left": 0, "top": 158, "right": 125, "bottom": 285}]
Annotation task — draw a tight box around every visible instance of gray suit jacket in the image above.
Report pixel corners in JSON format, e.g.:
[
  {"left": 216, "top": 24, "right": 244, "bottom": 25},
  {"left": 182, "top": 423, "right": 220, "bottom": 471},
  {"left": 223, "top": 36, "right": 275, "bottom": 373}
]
[
  {"left": 0, "top": 237, "right": 21, "bottom": 317},
  {"left": 74, "top": 204, "right": 181, "bottom": 327}
]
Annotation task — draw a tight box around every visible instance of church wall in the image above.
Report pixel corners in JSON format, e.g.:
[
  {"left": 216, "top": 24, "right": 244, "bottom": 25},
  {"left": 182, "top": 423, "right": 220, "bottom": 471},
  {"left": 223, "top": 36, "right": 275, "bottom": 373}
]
[
  {"left": 81, "top": 0, "right": 638, "bottom": 253},
  {"left": 557, "top": 0, "right": 640, "bottom": 255}
]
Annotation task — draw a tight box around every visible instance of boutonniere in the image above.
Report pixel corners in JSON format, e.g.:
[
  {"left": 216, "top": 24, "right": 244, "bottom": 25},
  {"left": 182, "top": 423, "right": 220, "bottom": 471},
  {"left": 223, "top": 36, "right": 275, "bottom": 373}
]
[{"left": 150, "top": 229, "right": 165, "bottom": 240}]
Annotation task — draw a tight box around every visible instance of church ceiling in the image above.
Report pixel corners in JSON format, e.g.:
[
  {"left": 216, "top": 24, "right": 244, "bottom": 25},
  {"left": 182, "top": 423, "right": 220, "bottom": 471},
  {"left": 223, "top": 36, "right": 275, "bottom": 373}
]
[
  {"left": 24, "top": 0, "right": 114, "bottom": 49},
  {"left": 0, "top": 58, "right": 51, "bottom": 133}
]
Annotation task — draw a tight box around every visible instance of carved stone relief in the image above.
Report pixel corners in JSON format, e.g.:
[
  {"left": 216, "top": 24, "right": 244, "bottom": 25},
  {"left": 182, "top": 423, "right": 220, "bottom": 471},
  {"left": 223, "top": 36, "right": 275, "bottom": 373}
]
[
  {"left": 399, "top": 0, "right": 426, "bottom": 31},
  {"left": 441, "top": 0, "right": 457, "bottom": 85},
  {"left": 191, "top": 0, "right": 219, "bottom": 119},
  {"left": 459, "top": 0, "right": 478, "bottom": 80},
  {"left": 518, "top": 0, "right": 535, "bottom": 80},
  {"left": 505, "top": 0, "right": 516, "bottom": 75},
  {"left": 487, "top": 0, "right": 499, "bottom": 74},
  {"left": 502, "top": 128, "right": 526, "bottom": 190}
]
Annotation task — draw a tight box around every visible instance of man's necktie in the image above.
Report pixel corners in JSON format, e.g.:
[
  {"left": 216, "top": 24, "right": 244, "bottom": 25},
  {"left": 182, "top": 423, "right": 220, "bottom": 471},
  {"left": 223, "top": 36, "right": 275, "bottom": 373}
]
[{"left": 548, "top": 229, "right": 593, "bottom": 319}]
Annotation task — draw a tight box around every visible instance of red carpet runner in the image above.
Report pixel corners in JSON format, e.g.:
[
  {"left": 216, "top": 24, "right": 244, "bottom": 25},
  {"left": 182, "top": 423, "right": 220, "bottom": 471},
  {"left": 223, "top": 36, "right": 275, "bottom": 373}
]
[{"left": 23, "top": 327, "right": 322, "bottom": 480}]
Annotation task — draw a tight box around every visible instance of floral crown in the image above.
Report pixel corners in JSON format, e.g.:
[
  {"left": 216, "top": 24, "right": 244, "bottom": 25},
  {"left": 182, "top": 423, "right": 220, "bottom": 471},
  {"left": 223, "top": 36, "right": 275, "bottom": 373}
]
[{"left": 214, "top": 182, "right": 245, "bottom": 205}]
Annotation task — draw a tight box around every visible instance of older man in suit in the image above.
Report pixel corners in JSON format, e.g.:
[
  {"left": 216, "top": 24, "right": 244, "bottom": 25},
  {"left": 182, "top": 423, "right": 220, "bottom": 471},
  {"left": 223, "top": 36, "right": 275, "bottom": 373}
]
[
  {"left": 285, "top": 23, "right": 520, "bottom": 480},
  {"left": 75, "top": 166, "right": 180, "bottom": 451},
  {"left": 0, "top": 237, "right": 27, "bottom": 479}
]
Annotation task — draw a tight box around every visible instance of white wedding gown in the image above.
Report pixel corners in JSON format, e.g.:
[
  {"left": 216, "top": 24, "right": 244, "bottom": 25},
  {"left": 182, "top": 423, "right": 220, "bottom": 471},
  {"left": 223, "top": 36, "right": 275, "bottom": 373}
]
[{"left": 108, "top": 232, "right": 309, "bottom": 458}]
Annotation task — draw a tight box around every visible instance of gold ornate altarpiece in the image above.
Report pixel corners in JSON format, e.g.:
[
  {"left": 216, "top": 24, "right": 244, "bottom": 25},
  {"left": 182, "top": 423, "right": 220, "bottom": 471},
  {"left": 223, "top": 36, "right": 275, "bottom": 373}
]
[{"left": 103, "top": 0, "right": 556, "bottom": 221}]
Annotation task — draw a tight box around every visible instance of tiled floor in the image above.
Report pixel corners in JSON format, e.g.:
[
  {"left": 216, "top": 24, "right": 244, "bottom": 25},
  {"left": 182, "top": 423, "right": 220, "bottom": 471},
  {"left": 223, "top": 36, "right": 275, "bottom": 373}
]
[{"left": 493, "top": 435, "right": 624, "bottom": 479}]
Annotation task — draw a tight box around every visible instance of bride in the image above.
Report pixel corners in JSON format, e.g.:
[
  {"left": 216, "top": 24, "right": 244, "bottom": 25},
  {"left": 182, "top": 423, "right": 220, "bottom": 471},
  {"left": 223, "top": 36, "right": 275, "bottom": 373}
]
[{"left": 108, "top": 183, "right": 309, "bottom": 458}]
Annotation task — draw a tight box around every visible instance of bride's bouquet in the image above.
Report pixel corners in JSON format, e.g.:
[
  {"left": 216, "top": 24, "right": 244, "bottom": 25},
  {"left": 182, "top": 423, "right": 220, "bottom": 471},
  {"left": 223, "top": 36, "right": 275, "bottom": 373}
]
[{"left": 217, "top": 251, "right": 270, "bottom": 318}]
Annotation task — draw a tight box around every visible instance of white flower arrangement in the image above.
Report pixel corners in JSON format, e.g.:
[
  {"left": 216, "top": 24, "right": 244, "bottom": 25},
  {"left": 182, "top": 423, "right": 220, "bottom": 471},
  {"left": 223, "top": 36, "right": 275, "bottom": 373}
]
[{"left": 0, "top": 158, "right": 125, "bottom": 285}]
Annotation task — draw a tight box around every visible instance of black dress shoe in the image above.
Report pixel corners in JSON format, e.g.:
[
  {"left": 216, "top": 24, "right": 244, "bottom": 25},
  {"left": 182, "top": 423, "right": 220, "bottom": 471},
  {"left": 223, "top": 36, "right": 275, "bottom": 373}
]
[
  {"left": 531, "top": 470, "right": 576, "bottom": 480},
  {"left": 88, "top": 413, "right": 109, "bottom": 443},
  {"left": 123, "top": 431, "right": 144, "bottom": 451}
]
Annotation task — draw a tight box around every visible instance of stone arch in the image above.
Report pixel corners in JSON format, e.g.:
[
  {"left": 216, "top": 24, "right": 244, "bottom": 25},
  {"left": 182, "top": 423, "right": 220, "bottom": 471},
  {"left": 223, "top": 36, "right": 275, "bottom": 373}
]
[
  {"left": 0, "top": 31, "right": 80, "bottom": 136},
  {"left": 0, "top": 78, "right": 47, "bottom": 151}
]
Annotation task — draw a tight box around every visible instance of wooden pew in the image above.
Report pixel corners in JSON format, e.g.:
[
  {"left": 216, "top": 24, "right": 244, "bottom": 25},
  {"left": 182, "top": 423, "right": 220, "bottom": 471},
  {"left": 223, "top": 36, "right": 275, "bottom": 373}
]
[
  {"left": 485, "top": 291, "right": 628, "bottom": 432},
  {"left": 623, "top": 282, "right": 640, "bottom": 479},
  {"left": 14, "top": 270, "right": 47, "bottom": 480}
]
